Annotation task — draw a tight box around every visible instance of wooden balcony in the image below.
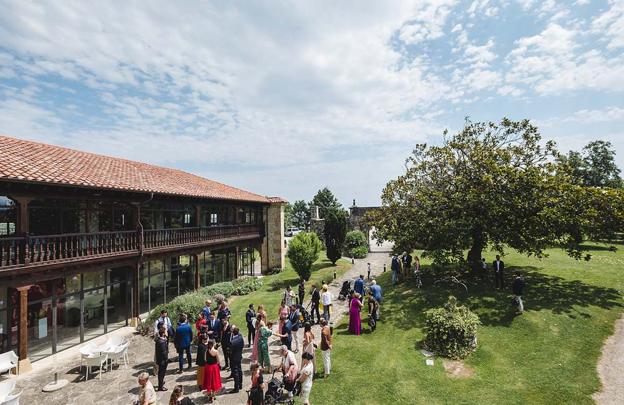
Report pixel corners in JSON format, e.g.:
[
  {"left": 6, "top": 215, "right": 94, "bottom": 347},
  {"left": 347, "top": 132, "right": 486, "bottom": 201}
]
[{"left": 0, "top": 224, "right": 262, "bottom": 271}]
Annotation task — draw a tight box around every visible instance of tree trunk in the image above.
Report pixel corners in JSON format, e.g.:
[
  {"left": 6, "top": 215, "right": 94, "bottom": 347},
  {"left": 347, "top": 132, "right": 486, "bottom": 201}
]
[{"left": 467, "top": 229, "right": 485, "bottom": 274}]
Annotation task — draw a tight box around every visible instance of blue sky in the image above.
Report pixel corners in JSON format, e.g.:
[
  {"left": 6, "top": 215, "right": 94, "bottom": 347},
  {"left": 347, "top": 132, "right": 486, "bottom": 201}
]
[{"left": 0, "top": 0, "right": 623, "bottom": 206}]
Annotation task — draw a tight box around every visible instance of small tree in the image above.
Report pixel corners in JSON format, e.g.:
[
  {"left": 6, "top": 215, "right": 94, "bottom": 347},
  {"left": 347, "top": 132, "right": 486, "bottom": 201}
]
[
  {"left": 324, "top": 207, "right": 347, "bottom": 264},
  {"left": 286, "top": 232, "right": 322, "bottom": 281},
  {"left": 291, "top": 200, "right": 311, "bottom": 229},
  {"left": 344, "top": 230, "right": 368, "bottom": 258},
  {"left": 424, "top": 296, "right": 480, "bottom": 359}
]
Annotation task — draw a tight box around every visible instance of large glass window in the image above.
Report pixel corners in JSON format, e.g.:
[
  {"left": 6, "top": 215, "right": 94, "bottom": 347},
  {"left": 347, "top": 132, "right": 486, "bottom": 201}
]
[
  {"left": 55, "top": 292, "right": 81, "bottom": 353},
  {"left": 0, "top": 197, "right": 16, "bottom": 236},
  {"left": 0, "top": 287, "right": 8, "bottom": 354},
  {"left": 149, "top": 260, "right": 165, "bottom": 309},
  {"left": 178, "top": 255, "right": 194, "bottom": 294},
  {"left": 26, "top": 282, "right": 54, "bottom": 362},
  {"left": 139, "top": 264, "right": 150, "bottom": 316},
  {"left": 83, "top": 287, "right": 105, "bottom": 341},
  {"left": 106, "top": 267, "right": 130, "bottom": 332}
]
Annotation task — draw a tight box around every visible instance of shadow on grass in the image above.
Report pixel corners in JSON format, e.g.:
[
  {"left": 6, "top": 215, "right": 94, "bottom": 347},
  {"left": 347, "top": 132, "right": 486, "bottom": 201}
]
[
  {"left": 268, "top": 260, "right": 338, "bottom": 291},
  {"left": 375, "top": 264, "right": 622, "bottom": 330}
]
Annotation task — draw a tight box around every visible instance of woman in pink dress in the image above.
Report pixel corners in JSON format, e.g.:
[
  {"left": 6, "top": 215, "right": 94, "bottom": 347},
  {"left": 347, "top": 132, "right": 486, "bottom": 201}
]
[
  {"left": 278, "top": 300, "right": 289, "bottom": 334},
  {"left": 348, "top": 293, "right": 363, "bottom": 335},
  {"left": 251, "top": 305, "right": 266, "bottom": 362}
]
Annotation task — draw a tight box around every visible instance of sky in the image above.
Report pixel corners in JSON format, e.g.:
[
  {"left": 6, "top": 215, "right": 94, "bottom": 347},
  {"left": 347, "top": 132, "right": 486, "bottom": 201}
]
[{"left": 0, "top": 0, "right": 623, "bottom": 206}]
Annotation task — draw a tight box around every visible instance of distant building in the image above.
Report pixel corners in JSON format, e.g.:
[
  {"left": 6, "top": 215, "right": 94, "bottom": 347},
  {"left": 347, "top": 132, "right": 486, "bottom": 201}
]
[{"left": 0, "top": 135, "right": 285, "bottom": 370}]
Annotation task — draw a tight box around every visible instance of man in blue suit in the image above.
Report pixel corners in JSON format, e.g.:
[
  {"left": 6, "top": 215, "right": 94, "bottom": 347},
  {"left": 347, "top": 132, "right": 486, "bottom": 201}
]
[
  {"left": 229, "top": 326, "right": 245, "bottom": 393},
  {"left": 353, "top": 275, "right": 365, "bottom": 302},
  {"left": 174, "top": 314, "right": 193, "bottom": 373},
  {"left": 206, "top": 311, "right": 222, "bottom": 343}
]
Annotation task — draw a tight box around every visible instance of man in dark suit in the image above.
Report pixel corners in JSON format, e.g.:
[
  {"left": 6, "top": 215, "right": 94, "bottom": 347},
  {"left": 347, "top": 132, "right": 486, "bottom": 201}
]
[
  {"left": 173, "top": 314, "right": 193, "bottom": 373},
  {"left": 310, "top": 284, "right": 321, "bottom": 324},
  {"left": 220, "top": 316, "right": 232, "bottom": 371},
  {"left": 229, "top": 326, "right": 245, "bottom": 393},
  {"left": 154, "top": 326, "right": 169, "bottom": 391},
  {"left": 493, "top": 255, "right": 505, "bottom": 289},
  {"left": 206, "top": 312, "right": 222, "bottom": 343},
  {"left": 245, "top": 304, "right": 256, "bottom": 348}
]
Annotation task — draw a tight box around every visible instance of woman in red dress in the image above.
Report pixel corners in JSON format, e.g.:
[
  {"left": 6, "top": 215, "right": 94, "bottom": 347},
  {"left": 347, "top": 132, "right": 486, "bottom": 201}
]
[{"left": 203, "top": 340, "right": 222, "bottom": 403}]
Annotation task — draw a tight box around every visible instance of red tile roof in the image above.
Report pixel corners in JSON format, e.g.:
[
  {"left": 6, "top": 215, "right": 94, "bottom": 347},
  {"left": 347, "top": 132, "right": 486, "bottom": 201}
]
[{"left": 0, "top": 135, "right": 275, "bottom": 203}]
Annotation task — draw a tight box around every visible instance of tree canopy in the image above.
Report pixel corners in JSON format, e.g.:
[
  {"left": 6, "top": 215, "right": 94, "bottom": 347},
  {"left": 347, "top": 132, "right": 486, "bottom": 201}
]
[
  {"left": 311, "top": 187, "right": 342, "bottom": 219},
  {"left": 286, "top": 232, "right": 323, "bottom": 281},
  {"left": 324, "top": 206, "right": 347, "bottom": 264},
  {"left": 371, "top": 118, "right": 624, "bottom": 270},
  {"left": 291, "top": 200, "right": 311, "bottom": 229},
  {"left": 559, "top": 140, "right": 622, "bottom": 188}
]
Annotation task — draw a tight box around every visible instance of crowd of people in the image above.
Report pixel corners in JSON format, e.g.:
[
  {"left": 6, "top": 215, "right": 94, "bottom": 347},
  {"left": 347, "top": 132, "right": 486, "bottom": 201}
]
[{"left": 141, "top": 281, "right": 339, "bottom": 405}]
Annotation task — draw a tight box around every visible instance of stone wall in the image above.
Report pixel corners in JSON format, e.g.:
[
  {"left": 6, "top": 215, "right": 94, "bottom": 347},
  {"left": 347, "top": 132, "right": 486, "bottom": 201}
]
[{"left": 261, "top": 201, "right": 285, "bottom": 273}]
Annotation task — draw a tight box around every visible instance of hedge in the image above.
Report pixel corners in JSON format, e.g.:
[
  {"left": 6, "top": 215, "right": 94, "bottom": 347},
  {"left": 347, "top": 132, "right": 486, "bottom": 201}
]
[{"left": 138, "top": 277, "right": 262, "bottom": 335}]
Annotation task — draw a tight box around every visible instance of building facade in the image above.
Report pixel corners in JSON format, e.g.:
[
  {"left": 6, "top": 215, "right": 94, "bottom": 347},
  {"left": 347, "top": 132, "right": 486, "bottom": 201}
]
[{"left": 0, "top": 135, "right": 285, "bottom": 371}]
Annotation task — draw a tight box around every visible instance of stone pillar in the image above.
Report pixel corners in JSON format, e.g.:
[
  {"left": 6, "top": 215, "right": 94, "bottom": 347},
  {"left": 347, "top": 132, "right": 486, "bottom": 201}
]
[
  {"left": 261, "top": 201, "right": 285, "bottom": 274},
  {"left": 16, "top": 285, "right": 32, "bottom": 374}
]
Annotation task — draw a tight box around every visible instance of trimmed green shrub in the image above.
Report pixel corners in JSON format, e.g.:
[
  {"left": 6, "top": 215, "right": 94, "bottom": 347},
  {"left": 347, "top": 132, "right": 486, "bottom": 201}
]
[
  {"left": 232, "top": 276, "right": 263, "bottom": 295},
  {"left": 423, "top": 296, "right": 480, "bottom": 359},
  {"left": 198, "top": 281, "right": 235, "bottom": 298},
  {"left": 287, "top": 232, "right": 323, "bottom": 281},
  {"left": 344, "top": 230, "right": 368, "bottom": 258}
]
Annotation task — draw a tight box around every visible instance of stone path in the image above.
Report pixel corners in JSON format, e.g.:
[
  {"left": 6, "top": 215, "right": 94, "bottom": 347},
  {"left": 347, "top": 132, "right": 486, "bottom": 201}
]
[
  {"left": 594, "top": 313, "right": 624, "bottom": 405},
  {"left": 10, "top": 247, "right": 392, "bottom": 405}
]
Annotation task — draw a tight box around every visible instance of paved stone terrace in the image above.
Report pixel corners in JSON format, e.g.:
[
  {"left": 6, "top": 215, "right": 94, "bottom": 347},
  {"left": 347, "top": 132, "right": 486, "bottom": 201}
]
[{"left": 9, "top": 247, "right": 392, "bottom": 405}]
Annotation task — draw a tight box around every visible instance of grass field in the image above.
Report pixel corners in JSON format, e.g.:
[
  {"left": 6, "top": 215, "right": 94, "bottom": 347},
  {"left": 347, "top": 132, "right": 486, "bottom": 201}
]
[
  {"left": 227, "top": 252, "right": 351, "bottom": 333},
  {"left": 309, "top": 244, "right": 624, "bottom": 405}
]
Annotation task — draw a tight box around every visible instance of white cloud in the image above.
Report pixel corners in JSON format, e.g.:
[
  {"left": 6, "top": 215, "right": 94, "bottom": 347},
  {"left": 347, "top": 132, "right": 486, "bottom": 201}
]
[
  {"left": 592, "top": 0, "right": 624, "bottom": 49},
  {"left": 398, "top": 1, "right": 457, "bottom": 44},
  {"left": 561, "top": 106, "right": 624, "bottom": 123}
]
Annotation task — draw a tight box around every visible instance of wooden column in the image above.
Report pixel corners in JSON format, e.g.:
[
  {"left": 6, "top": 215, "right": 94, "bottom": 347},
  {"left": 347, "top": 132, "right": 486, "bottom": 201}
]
[
  {"left": 234, "top": 246, "right": 240, "bottom": 279},
  {"left": 16, "top": 285, "right": 32, "bottom": 374},
  {"left": 130, "top": 261, "right": 140, "bottom": 327},
  {"left": 192, "top": 253, "right": 200, "bottom": 290}
]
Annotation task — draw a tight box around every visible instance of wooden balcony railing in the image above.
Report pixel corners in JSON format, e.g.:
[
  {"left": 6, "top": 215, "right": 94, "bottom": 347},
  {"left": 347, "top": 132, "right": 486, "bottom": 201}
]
[{"left": 0, "top": 224, "right": 262, "bottom": 270}]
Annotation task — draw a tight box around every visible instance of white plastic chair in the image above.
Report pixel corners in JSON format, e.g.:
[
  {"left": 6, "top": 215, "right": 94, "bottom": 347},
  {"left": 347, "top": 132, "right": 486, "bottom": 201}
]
[
  {"left": 0, "top": 380, "right": 16, "bottom": 403},
  {"left": 106, "top": 342, "right": 129, "bottom": 370},
  {"left": 84, "top": 353, "right": 108, "bottom": 381},
  {"left": 106, "top": 335, "right": 125, "bottom": 348},
  {"left": 0, "top": 351, "right": 18, "bottom": 376},
  {"left": 79, "top": 342, "right": 97, "bottom": 371},
  {"left": 1, "top": 390, "right": 21, "bottom": 405}
]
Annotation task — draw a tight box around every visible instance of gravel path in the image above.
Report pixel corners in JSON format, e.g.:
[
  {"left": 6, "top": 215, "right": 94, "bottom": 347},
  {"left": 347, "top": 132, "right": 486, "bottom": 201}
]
[
  {"left": 12, "top": 245, "right": 393, "bottom": 405},
  {"left": 593, "top": 313, "right": 624, "bottom": 405}
]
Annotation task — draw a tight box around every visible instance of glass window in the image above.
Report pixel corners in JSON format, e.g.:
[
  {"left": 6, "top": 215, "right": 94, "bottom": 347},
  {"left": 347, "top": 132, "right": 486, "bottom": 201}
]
[
  {"left": 0, "top": 309, "right": 8, "bottom": 354},
  {"left": 150, "top": 261, "right": 165, "bottom": 309},
  {"left": 55, "top": 293, "right": 81, "bottom": 353},
  {"left": 107, "top": 281, "right": 129, "bottom": 332},
  {"left": 83, "top": 288, "right": 105, "bottom": 341},
  {"left": 0, "top": 196, "right": 16, "bottom": 236},
  {"left": 139, "top": 267, "right": 150, "bottom": 315},
  {"left": 27, "top": 298, "right": 53, "bottom": 362},
  {"left": 83, "top": 271, "right": 106, "bottom": 290}
]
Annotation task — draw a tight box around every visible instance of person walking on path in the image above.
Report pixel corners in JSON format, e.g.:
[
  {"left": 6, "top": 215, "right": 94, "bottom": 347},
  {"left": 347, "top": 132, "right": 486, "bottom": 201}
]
[
  {"left": 283, "top": 285, "right": 295, "bottom": 307},
  {"left": 310, "top": 284, "right": 321, "bottom": 324},
  {"left": 493, "top": 255, "right": 505, "bottom": 289},
  {"left": 391, "top": 254, "right": 401, "bottom": 285},
  {"left": 247, "top": 363, "right": 265, "bottom": 405},
  {"left": 246, "top": 304, "right": 256, "bottom": 348},
  {"left": 229, "top": 326, "right": 245, "bottom": 393},
  {"left": 155, "top": 326, "right": 169, "bottom": 392},
  {"left": 298, "top": 352, "right": 315, "bottom": 405},
  {"left": 298, "top": 279, "right": 305, "bottom": 305},
  {"left": 321, "top": 284, "right": 333, "bottom": 322},
  {"left": 288, "top": 303, "right": 301, "bottom": 352},
  {"left": 348, "top": 293, "right": 363, "bottom": 335},
  {"left": 512, "top": 272, "right": 526, "bottom": 314},
  {"left": 367, "top": 293, "right": 379, "bottom": 331},
  {"left": 354, "top": 275, "right": 365, "bottom": 301},
  {"left": 302, "top": 322, "right": 316, "bottom": 374},
  {"left": 174, "top": 314, "right": 193, "bottom": 373},
  {"left": 136, "top": 371, "right": 158, "bottom": 405},
  {"left": 195, "top": 335, "right": 207, "bottom": 389},
  {"left": 320, "top": 318, "right": 332, "bottom": 377},
  {"left": 202, "top": 340, "right": 222, "bottom": 403}
]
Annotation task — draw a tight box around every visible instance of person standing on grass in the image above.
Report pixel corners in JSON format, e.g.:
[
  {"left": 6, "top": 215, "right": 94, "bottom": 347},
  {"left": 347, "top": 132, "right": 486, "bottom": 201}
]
[
  {"left": 298, "top": 352, "right": 315, "bottom": 405},
  {"left": 391, "top": 254, "right": 400, "bottom": 285},
  {"left": 174, "top": 314, "right": 193, "bottom": 373},
  {"left": 310, "top": 284, "right": 321, "bottom": 324},
  {"left": 246, "top": 304, "right": 256, "bottom": 348},
  {"left": 367, "top": 293, "right": 379, "bottom": 331},
  {"left": 298, "top": 279, "right": 306, "bottom": 305},
  {"left": 284, "top": 285, "right": 295, "bottom": 307},
  {"left": 321, "top": 284, "right": 333, "bottom": 322},
  {"left": 195, "top": 334, "right": 207, "bottom": 389},
  {"left": 229, "top": 326, "right": 244, "bottom": 393},
  {"left": 402, "top": 251, "right": 413, "bottom": 278},
  {"left": 155, "top": 326, "right": 169, "bottom": 392},
  {"left": 512, "top": 273, "right": 526, "bottom": 314},
  {"left": 319, "top": 318, "right": 332, "bottom": 377},
  {"left": 493, "top": 255, "right": 505, "bottom": 289},
  {"left": 136, "top": 371, "right": 158, "bottom": 405},
  {"left": 348, "top": 292, "right": 363, "bottom": 335},
  {"left": 354, "top": 275, "right": 365, "bottom": 302},
  {"left": 202, "top": 340, "right": 222, "bottom": 403}
]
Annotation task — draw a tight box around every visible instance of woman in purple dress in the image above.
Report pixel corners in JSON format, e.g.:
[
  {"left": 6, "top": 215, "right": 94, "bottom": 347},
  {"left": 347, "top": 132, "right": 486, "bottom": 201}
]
[{"left": 348, "top": 293, "right": 363, "bottom": 335}]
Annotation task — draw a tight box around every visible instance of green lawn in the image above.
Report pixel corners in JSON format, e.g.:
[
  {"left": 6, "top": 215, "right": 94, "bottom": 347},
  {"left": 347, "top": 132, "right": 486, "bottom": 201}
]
[
  {"left": 310, "top": 244, "right": 624, "bottom": 405},
  {"left": 227, "top": 253, "right": 351, "bottom": 332}
]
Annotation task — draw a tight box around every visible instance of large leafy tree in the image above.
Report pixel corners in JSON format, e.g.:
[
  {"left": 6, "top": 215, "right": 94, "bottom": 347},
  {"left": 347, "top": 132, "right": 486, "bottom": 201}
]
[
  {"left": 559, "top": 140, "right": 622, "bottom": 188},
  {"left": 324, "top": 207, "right": 347, "bottom": 264},
  {"left": 286, "top": 232, "right": 323, "bottom": 281},
  {"left": 291, "top": 200, "right": 311, "bottom": 229},
  {"left": 371, "top": 118, "right": 624, "bottom": 271},
  {"left": 310, "top": 187, "right": 342, "bottom": 219}
]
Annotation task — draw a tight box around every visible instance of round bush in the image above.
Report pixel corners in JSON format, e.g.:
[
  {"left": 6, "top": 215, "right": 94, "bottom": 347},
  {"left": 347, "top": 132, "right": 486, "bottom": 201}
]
[
  {"left": 424, "top": 296, "right": 480, "bottom": 359},
  {"left": 344, "top": 230, "right": 368, "bottom": 258}
]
